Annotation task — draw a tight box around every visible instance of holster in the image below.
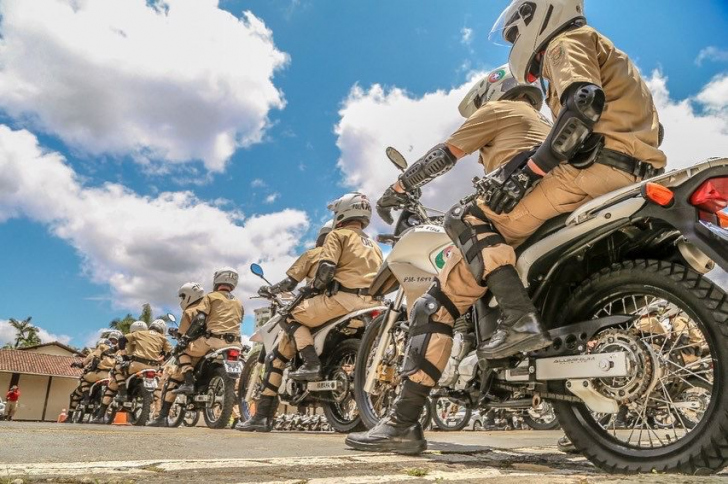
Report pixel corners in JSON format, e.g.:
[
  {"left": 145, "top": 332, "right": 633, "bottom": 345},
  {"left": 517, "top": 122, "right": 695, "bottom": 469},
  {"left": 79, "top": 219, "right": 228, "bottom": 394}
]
[
  {"left": 327, "top": 281, "right": 341, "bottom": 297},
  {"left": 570, "top": 133, "right": 604, "bottom": 169}
]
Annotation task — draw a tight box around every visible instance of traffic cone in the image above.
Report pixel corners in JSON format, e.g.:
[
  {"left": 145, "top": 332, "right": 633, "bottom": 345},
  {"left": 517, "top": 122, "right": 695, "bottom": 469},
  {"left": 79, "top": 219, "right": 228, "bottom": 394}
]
[
  {"left": 112, "top": 411, "right": 130, "bottom": 426},
  {"left": 58, "top": 409, "right": 68, "bottom": 423}
]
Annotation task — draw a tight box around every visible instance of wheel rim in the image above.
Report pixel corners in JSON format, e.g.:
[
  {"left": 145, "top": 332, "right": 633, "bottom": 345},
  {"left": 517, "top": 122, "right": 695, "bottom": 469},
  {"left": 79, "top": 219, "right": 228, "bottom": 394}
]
[
  {"left": 363, "top": 325, "right": 405, "bottom": 421},
  {"left": 240, "top": 361, "right": 262, "bottom": 420},
  {"left": 205, "top": 376, "right": 226, "bottom": 423},
  {"left": 128, "top": 392, "right": 144, "bottom": 423},
  {"left": 328, "top": 349, "right": 359, "bottom": 425},
  {"left": 574, "top": 290, "right": 715, "bottom": 450},
  {"left": 433, "top": 397, "right": 467, "bottom": 429}
]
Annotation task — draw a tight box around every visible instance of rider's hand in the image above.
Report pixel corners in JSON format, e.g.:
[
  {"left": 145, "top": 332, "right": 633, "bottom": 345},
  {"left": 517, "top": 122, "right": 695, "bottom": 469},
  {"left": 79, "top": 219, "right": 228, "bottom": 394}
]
[
  {"left": 487, "top": 165, "right": 541, "bottom": 215},
  {"left": 299, "top": 283, "right": 317, "bottom": 298},
  {"left": 378, "top": 185, "right": 408, "bottom": 209},
  {"left": 258, "top": 285, "right": 273, "bottom": 298}
]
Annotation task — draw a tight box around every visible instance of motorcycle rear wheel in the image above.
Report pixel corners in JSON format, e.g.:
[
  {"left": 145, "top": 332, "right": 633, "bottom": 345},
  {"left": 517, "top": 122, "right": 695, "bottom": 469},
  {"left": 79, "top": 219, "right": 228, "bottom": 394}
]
[
  {"left": 322, "top": 339, "right": 365, "bottom": 433},
  {"left": 203, "top": 367, "right": 235, "bottom": 429},
  {"left": 554, "top": 260, "right": 728, "bottom": 474}
]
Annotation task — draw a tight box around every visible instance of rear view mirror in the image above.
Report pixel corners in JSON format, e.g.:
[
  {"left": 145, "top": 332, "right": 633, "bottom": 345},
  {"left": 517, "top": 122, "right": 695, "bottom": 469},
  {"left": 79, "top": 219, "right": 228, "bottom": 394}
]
[
  {"left": 386, "top": 147, "right": 408, "bottom": 171},
  {"left": 250, "top": 263, "right": 265, "bottom": 278},
  {"left": 167, "top": 313, "right": 176, "bottom": 324}
]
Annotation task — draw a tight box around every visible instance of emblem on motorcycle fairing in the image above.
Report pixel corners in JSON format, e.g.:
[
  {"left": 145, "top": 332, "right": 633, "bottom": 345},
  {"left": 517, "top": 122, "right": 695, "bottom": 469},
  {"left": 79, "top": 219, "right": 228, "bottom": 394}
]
[
  {"left": 488, "top": 69, "right": 506, "bottom": 83},
  {"left": 434, "top": 245, "right": 454, "bottom": 270}
]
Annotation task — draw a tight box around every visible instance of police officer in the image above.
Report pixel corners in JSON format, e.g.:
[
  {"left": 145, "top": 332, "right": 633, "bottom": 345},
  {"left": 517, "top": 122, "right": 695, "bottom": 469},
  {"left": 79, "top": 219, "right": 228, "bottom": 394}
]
[
  {"left": 348, "top": 0, "right": 665, "bottom": 455},
  {"left": 172, "top": 269, "right": 244, "bottom": 395},
  {"left": 91, "top": 320, "right": 171, "bottom": 423},
  {"left": 346, "top": 67, "right": 550, "bottom": 453},
  {"left": 238, "top": 195, "right": 382, "bottom": 432},
  {"left": 66, "top": 331, "right": 121, "bottom": 422},
  {"left": 147, "top": 283, "right": 205, "bottom": 427}
]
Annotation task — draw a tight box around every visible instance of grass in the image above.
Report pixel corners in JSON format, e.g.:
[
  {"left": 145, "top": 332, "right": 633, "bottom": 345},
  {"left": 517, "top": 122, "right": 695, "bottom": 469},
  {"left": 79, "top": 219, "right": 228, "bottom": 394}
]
[{"left": 404, "top": 468, "right": 429, "bottom": 477}]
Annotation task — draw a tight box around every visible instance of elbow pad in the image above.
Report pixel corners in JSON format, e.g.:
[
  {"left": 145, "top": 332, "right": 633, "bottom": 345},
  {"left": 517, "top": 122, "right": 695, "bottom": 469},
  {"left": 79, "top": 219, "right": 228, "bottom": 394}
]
[
  {"left": 118, "top": 337, "right": 128, "bottom": 350},
  {"left": 270, "top": 277, "right": 298, "bottom": 295},
  {"left": 532, "top": 84, "right": 605, "bottom": 173},
  {"left": 185, "top": 312, "right": 207, "bottom": 340},
  {"left": 399, "top": 144, "right": 457, "bottom": 191},
  {"left": 312, "top": 260, "right": 337, "bottom": 292}
]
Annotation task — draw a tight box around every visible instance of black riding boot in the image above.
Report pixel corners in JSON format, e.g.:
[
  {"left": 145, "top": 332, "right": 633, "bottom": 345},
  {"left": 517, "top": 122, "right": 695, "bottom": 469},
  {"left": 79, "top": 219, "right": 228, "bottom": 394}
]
[
  {"left": 477, "top": 266, "right": 551, "bottom": 359},
  {"left": 236, "top": 396, "right": 278, "bottom": 432},
  {"left": 147, "top": 401, "right": 173, "bottom": 427},
  {"left": 289, "top": 345, "right": 322, "bottom": 382},
  {"left": 174, "top": 372, "right": 195, "bottom": 395},
  {"left": 90, "top": 404, "right": 108, "bottom": 424},
  {"left": 345, "top": 380, "right": 429, "bottom": 454}
]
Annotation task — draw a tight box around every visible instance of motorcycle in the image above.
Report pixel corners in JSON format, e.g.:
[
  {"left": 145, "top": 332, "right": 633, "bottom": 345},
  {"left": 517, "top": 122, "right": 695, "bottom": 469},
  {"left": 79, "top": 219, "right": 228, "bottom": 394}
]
[
  {"left": 237, "top": 263, "right": 386, "bottom": 433},
  {"left": 356, "top": 147, "right": 728, "bottom": 473},
  {"left": 103, "top": 364, "right": 158, "bottom": 426},
  {"left": 71, "top": 378, "right": 109, "bottom": 424},
  {"left": 165, "top": 314, "right": 244, "bottom": 429}
]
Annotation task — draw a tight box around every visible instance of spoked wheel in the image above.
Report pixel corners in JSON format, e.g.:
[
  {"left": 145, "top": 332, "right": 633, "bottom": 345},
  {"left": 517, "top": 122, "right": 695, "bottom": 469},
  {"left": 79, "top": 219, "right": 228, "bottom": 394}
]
[
  {"left": 204, "top": 367, "right": 235, "bottom": 429},
  {"left": 354, "top": 314, "right": 407, "bottom": 429},
  {"left": 183, "top": 409, "right": 201, "bottom": 427},
  {"left": 523, "top": 401, "right": 560, "bottom": 430},
  {"left": 323, "top": 339, "right": 365, "bottom": 433},
  {"left": 237, "top": 349, "right": 263, "bottom": 422},
  {"left": 554, "top": 261, "right": 727, "bottom": 474},
  {"left": 430, "top": 396, "right": 471, "bottom": 431},
  {"left": 127, "top": 387, "right": 152, "bottom": 426},
  {"left": 166, "top": 400, "right": 187, "bottom": 428}
]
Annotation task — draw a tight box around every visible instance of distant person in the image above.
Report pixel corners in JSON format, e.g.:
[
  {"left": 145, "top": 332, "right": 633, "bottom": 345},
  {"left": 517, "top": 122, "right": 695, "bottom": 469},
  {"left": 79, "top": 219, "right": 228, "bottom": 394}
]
[{"left": 5, "top": 385, "right": 20, "bottom": 421}]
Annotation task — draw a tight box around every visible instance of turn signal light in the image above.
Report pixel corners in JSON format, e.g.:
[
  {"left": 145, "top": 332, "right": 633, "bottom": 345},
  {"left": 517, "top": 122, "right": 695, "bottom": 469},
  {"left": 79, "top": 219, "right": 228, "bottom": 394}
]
[
  {"left": 643, "top": 183, "right": 674, "bottom": 207},
  {"left": 227, "top": 349, "right": 240, "bottom": 361},
  {"left": 691, "top": 177, "right": 728, "bottom": 228}
]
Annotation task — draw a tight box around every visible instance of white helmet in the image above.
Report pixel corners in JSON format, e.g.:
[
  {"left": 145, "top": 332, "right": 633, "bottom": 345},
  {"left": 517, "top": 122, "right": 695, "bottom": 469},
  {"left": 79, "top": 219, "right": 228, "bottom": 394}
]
[
  {"left": 96, "top": 338, "right": 111, "bottom": 347},
  {"left": 178, "top": 282, "right": 204, "bottom": 309},
  {"left": 213, "top": 267, "right": 239, "bottom": 290},
  {"left": 458, "top": 64, "right": 543, "bottom": 118},
  {"left": 316, "top": 220, "right": 334, "bottom": 247},
  {"left": 150, "top": 319, "right": 166, "bottom": 334},
  {"left": 491, "top": 0, "right": 585, "bottom": 83},
  {"left": 130, "top": 321, "right": 148, "bottom": 333},
  {"left": 106, "top": 330, "right": 122, "bottom": 342},
  {"left": 328, "top": 192, "right": 372, "bottom": 229}
]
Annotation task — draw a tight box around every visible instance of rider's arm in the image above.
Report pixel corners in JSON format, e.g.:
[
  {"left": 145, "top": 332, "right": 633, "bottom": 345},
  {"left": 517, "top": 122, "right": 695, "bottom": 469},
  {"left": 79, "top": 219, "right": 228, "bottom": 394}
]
[
  {"left": 283, "top": 250, "right": 317, "bottom": 287},
  {"left": 312, "top": 231, "right": 342, "bottom": 292},
  {"left": 529, "top": 31, "right": 605, "bottom": 176},
  {"left": 118, "top": 335, "right": 129, "bottom": 350}
]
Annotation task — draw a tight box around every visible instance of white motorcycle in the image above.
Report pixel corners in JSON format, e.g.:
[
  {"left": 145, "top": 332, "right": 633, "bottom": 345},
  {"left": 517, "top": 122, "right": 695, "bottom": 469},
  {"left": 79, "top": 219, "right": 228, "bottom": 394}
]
[
  {"left": 356, "top": 147, "right": 728, "bottom": 474},
  {"left": 238, "top": 264, "right": 386, "bottom": 433}
]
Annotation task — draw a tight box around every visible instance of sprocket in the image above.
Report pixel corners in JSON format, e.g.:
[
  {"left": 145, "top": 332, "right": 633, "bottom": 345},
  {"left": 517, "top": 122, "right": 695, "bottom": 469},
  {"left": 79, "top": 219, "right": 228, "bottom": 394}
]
[{"left": 591, "top": 329, "right": 654, "bottom": 405}]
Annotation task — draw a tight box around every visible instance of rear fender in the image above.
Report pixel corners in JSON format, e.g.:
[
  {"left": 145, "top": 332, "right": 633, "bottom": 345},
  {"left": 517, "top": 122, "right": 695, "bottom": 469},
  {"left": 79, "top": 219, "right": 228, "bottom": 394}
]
[{"left": 313, "top": 306, "right": 387, "bottom": 355}]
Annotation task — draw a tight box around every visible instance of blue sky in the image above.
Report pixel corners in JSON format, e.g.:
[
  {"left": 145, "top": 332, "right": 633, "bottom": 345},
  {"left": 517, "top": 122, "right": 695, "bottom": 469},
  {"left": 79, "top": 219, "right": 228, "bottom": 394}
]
[{"left": 0, "top": 0, "right": 727, "bottom": 347}]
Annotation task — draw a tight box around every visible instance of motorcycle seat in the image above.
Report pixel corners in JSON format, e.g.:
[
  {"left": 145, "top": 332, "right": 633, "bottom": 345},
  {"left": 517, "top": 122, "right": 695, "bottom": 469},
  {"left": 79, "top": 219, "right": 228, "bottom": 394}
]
[{"left": 515, "top": 213, "right": 571, "bottom": 256}]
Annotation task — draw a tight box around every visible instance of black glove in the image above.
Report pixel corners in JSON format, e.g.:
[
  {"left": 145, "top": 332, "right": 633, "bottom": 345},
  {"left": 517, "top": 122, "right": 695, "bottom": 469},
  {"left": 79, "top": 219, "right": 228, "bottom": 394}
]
[
  {"left": 376, "top": 186, "right": 408, "bottom": 225},
  {"left": 174, "top": 336, "right": 190, "bottom": 355},
  {"left": 258, "top": 285, "right": 273, "bottom": 298},
  {"left": 487, "top": 166, "right": 541, "bottom": 215},
  {"left": 168, "top": 327, "right": 179, "bottom": 338},
  {"left": 299, "top": 283, "right": 318, "bottom": 298}
]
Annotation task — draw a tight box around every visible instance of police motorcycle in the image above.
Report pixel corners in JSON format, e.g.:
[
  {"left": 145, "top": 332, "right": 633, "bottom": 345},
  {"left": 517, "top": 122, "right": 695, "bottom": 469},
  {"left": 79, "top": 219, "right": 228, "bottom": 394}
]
[
  {"left": 238, "top": 263, "right": 387, "bottom": 433},
  {"left": 103, "top": 360, "right": 159, "bottom": 426},
  {"left": 165, "top": 314, "right": 243, "bottom": 429},
  {"left": 70, "top": 378, "right": 110, "bottom": 424},
  {"left": 357, "top": 147, "right": 728, "bottom": 473}
]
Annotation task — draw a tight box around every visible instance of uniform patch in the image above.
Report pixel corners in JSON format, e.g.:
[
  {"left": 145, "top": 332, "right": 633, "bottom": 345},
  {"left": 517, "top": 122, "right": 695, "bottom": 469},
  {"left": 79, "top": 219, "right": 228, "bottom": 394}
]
[
  {"left": 488, "top": 69, "right": 506, "bottom": 83},
  {"left": 549, "top": 44, "right": 565, "bottom": 66},
  {"left": 434, "top": 246, "right": 454, "bottom": 270}
]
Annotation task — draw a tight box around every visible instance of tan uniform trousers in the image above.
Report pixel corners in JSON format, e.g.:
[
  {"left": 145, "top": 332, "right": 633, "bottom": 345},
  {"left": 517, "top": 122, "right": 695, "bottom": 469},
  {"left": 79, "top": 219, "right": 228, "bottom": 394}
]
[
  {"left": 103, "top": 361, "right": 151, "bottom": 405},
  {"left": 261, "top": 293, "right": 378, "bottom": 397},
  {"left": 178, "top": 336, "right": 242, "bottom": 375},
  {"left": 83, "top": 370, "right": 110, "bottom": 384},
  {"left": 5, "top": 401, "right": 18, "bottom": 419},
  {"left": 409, "top": 163, "right": 638, "bottom": 386}
]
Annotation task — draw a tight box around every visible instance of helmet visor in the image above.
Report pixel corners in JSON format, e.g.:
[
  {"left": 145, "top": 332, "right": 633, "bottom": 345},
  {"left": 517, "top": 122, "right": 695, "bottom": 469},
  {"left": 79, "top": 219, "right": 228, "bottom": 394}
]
[{"left": 489, "top": 0, "right": 537, "bottom": 46}]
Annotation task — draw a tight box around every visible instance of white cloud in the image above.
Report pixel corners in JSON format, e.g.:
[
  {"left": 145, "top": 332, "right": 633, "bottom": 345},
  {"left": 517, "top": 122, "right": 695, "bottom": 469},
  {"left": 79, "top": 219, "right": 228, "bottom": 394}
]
[
  {"left": 0, "top": 125, "right": 308, "bottom": 312},
  {"left": 264, "top": 193, "right": 280, "bottom": 204},
  {"left": 647, "top": 71, "right": 728, "bottom": 170},
  {"left": 696, "top": 47, "right": 728, "bottom": 66},
  {"left": 335, "top": 79, "right": 484, "bottom": 229},
  {"left": 0, "top": 319, "right": 72, "bottom": 346},
  {"left": 0, "top": 0, "right": 289, "bottom": 172},
  {"left": 251, "top": 179, "right": 267, "bottom": 188},
  {"left": 461, "top": 27, "right": 473, "bottom": 46}
]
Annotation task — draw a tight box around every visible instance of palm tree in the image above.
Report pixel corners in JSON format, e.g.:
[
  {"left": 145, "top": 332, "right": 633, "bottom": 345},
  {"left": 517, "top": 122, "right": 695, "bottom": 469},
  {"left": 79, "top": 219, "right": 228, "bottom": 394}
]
[
  {"left": 6, "top": 317, "right": 42, "bottom": 348},
  {"left": 109, "top": 314, "right": 136, "bottom": 334}
]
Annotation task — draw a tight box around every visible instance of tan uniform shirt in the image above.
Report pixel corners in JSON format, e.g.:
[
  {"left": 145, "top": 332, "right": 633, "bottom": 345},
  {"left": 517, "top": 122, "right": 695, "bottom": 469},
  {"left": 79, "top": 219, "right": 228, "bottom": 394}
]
[
  {"left": 287, "top": 247, "right": 323, "bottom": 282},
  {"left": 191, "top": 291, "right": 243, "bottom": 335},
  {"left": 85, "top": 343, "right": 115, "bottom": 370},
  {"left": 447, "top": 100, "right": 552, "bottom": 173},
  {"left": 125, "top": 330, "right": 171, "bottom": 362},
  {"left": 320, "top": 225, "right": 383, "bottom": 289},
  {"left": 179, "top": 299, "right": 204, "bottom": 335},
  {"left": 543, "top": 26, "right": 666, "bottom": 168}
]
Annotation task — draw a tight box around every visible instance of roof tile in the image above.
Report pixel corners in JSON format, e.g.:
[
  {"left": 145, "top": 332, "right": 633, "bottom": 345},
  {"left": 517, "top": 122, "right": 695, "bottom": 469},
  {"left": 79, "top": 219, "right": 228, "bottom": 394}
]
[{"left": 0, "top": 349, "right": 84, "bottom": 378}]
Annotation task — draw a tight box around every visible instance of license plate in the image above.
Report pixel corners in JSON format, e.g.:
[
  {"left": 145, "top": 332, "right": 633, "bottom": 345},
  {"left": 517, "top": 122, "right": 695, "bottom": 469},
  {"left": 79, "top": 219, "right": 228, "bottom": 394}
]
[
  {"left": 144, "top": 379, "right": 158, "bottom": 389},
  {"left": 307, "top": 380, "right": 339, "bottom": 392},
  {"left": 224, "top": 361, "right": 242, "bottom": 374}
]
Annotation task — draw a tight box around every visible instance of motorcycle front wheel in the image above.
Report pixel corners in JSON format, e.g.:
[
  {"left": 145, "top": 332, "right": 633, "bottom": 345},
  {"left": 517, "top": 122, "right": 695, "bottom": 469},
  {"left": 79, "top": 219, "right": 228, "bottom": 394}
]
[
  {"left": 203, "top": 367, "right": 235, "bottom": 429},
  {"left": 430, "top": 396, "right": 471, "bottom": 431},
  {"left": 554, "top": 260, "right": 728, "bottom": 474},
  {"left": 166, "top": 401, "right": 186, "bottom": 428},
  {"left": 322, "top": 338, "right": 365, "bottom": 433},
  {"left": 183, "top": 409, "right": 200, "bottom": 427},
  {"left": 237, "top": 348, "right": 263, "bottom": 422}
]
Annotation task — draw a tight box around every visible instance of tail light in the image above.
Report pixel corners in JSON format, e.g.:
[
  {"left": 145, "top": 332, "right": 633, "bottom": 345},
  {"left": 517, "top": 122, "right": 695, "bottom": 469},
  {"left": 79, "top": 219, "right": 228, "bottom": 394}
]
[
  {"left": 370, "top": 310, "right": 381, "bottom": 318},
  {"left": 227, "top": 349, "right": 240, "bottom": 361},
  {"left": 690, "top": 177, "right": 728, "bottom": 228},
  {"left": 144, "top": 370, "right": 156, "bottom": 379},
  {"left": 643, "top": 183, "right": 674, "bottom": 207}
]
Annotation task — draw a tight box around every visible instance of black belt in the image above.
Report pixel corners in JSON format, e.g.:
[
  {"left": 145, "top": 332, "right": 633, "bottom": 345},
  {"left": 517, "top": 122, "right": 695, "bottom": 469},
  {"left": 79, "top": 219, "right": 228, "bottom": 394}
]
[
  {"left": 207, "top": 332, "right": 241, "bottom": 343},
  {"left": 596, "top": 149, "right": 664, "bottom": 180},
  {"left": 337, "top": 285, "right": 370, "bottom": 296},
  {"left": 131, "top": 356, "right": 158, "bottom": 366}
]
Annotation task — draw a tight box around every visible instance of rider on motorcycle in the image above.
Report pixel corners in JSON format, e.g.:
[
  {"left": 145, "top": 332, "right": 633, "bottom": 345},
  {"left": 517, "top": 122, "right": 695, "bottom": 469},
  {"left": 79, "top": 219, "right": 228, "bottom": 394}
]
[
  {"left": 147, "top": 282, "right": 206, "bottom": 427},
  {"left": 348, "top": 1, "right": 665, "bottom": 454},
  {"left": 237, "top": 194, "right": 383, "bottom": 432},
  {"left": 91, "top": 320, "right": 171, "bottom": 423},
  {"left": 66, "top": 331, "right": 121, "bottom": 422},
  {"left": 172, "top": 268, "right": 244, "bottom": 395}
]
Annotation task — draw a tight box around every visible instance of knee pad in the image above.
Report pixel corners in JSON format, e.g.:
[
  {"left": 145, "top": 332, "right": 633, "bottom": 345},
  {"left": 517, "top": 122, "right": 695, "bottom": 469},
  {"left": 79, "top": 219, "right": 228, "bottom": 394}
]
[
  {"left": 263, "top": 353, "right": 283, "bottom": 393},
  {"left": 401, "top": 293, "right": 454, "bottom": 383},
  {"left": 444, "top": 202, "right": 505, "bottom": 285}
]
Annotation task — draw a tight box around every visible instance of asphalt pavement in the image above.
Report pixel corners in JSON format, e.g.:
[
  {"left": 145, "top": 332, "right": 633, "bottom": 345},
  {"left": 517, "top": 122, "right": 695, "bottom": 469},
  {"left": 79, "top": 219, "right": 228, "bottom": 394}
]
[{"left": 0, "top": 422, "right": 725, "bottom": 483}]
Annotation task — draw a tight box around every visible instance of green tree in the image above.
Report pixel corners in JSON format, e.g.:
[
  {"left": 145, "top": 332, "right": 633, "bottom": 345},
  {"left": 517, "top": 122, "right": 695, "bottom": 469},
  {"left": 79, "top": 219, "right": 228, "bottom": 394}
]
[
  {"left": 109, "top": 313, "right": 136, "bottom": 334},
  {"left": 139, "top": 303, "right": 153, "bottom": 324},
  {"left": 4, "top": 317, "right": 42, "bottom": 348}
]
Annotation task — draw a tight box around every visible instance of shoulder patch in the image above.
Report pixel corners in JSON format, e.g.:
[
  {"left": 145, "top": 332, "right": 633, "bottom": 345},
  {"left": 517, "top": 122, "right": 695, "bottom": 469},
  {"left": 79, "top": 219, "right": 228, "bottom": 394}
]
[{"left": 548, "top": 43, "right": 565, "bottom": 66}]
